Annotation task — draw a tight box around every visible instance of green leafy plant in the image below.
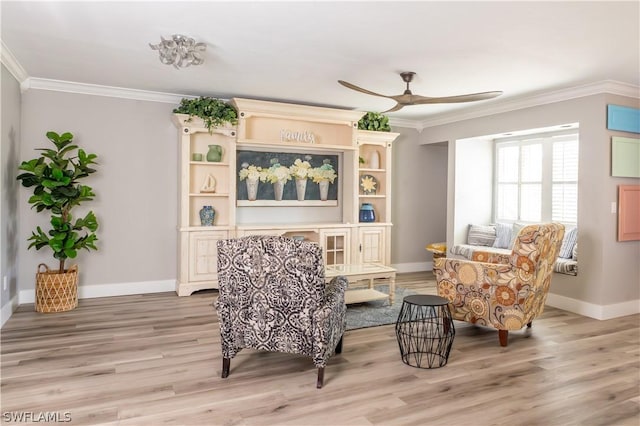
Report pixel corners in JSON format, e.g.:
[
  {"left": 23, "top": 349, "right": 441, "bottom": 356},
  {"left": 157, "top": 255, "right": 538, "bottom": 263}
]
[
  {"left": 173, "top": 96, "right": 238, "bottom": 132},
  {"left": 358, "top": 112, "right": 391, "bottom": 132},
  {"left": 17, "top": 131, "right": 99, "bottom": 273}
]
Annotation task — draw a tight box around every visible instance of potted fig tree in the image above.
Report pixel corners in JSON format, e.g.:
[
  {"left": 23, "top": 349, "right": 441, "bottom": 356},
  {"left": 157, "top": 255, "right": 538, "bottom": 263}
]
[{"left": 17, "top": 131, "right": 99, "bottom": 313}]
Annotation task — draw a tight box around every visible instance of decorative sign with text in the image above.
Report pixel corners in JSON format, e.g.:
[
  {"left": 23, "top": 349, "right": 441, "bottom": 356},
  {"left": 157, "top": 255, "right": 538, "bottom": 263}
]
[{"left": 280, "top": 129, "right": 316, "bottom": 144}]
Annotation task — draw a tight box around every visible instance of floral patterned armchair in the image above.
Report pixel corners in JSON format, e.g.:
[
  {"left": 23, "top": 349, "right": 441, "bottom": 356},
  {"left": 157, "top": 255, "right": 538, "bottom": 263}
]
[
  {"left": 214, "top": 235, "right": 348, "bottom": 388},
  {"left": 434, "top": 223, "right": 565, "bottom": 347}
]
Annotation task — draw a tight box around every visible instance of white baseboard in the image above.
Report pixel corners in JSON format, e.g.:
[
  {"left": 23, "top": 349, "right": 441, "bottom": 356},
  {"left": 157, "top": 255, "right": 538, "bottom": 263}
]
[
  {"left": 18, "top": 279, "right": 176, "bottom": 304},
  {"left": 601, "top": 299, "right": 640, "bottom": 320},
  {"left": 392, "top": 261, "right": 432, "bottom": 273},
  {"left": 391, "top": 265, "right": 639, "bottom": 320},
  {"left": 546, "top": 292, "right": 640, "bottom": 320},
  {"left": 9, "top": 276, "right": 636, "bottom": 324},
  {"left": 1, "top": 295, "right": 20, "bottom": 328}
]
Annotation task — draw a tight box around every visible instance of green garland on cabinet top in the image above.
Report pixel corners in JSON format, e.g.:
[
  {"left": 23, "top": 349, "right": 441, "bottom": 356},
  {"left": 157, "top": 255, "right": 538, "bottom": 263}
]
[
  {"left": 173, "top": 97, "right": 238, "bottom": 132},
  {"left": 358, "top": 112, "right": 391, "bottom": 132}
]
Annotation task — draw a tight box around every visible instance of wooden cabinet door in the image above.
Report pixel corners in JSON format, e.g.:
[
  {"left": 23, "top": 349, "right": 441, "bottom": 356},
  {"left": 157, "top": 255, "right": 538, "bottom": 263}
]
[
  {"left": 189, "top": 231, "right": 228, "bottom": 282},
  {"left": 358, "top": 227, "right": 385, "bottom": 264}
]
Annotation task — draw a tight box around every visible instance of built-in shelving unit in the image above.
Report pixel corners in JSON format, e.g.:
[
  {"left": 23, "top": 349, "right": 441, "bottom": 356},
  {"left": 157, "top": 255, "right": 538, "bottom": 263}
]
[{"left": 173, "top": 99, "right": 399, "bottom": 296}]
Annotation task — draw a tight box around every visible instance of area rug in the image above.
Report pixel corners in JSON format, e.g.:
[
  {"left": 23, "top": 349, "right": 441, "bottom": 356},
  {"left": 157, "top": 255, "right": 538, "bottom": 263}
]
[{"left": 345, "top": 285, "right": 435, "bottom": 331}]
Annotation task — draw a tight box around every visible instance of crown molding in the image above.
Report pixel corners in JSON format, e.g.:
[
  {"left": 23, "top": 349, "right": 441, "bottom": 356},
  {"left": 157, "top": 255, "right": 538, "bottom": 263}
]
[
  {"left": 18, "top": 73, "right": 639, "bottom": 132},
  {"left": 388, "top": 117, "right": 421, "bottom": 130},
  {"left": 0, "top": 40, "right": 28, "bottom": 83},
  {"left": 23, "top": 77, "right": 195, "bottom": 104},
  {"left": 418, "top": 80, "right": 640, "bottom": 129}
]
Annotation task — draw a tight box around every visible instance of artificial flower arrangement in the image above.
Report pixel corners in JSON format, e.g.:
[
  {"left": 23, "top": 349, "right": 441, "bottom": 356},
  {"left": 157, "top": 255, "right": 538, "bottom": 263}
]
[
  {"left": 238, "top": 163, "right": 266, "bottom": 181},
  {"left": 263, "top": 158, "right": 292, "bottom": 183},
  {"left": 289, "top": 156, "right": 313, "bottom": 180},
  {"left": 309, "top": 159, "right": 338, "bottom": 183}
]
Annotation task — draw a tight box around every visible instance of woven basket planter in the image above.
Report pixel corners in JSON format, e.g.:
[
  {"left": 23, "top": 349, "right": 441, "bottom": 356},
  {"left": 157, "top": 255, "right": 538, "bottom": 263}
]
[{"left": 35, "top": 264, "right": 78, "bottom": 313}]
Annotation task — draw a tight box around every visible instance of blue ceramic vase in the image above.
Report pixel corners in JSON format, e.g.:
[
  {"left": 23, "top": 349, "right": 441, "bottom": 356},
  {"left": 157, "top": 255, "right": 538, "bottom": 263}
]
[
  {"left": 199, "top": 205, "right": 215, "bottom": 226},
  {"left": 359, "top": 203, "right": 375, "bottom": 222}
]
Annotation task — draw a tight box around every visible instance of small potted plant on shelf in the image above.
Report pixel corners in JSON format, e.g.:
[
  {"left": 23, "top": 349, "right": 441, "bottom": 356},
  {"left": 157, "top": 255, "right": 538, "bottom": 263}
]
[
  {"left": 173, "top": 96, "right": 238, "bottom": 133},
  {"left": 16, "top": 131, "right": 99, "bottom": 313},
  {"left": 358, "top": 112, "right": 391, "bottom": 132}
]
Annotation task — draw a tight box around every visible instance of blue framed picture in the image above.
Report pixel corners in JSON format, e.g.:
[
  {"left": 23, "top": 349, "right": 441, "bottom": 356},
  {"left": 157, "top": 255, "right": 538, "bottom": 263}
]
[{"left": 607, "top": 105, "right": 640, "bottom": 134}]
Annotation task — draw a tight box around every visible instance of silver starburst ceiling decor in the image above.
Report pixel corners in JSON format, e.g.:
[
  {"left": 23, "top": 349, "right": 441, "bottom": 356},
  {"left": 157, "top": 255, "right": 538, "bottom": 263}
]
[{"left": 149, "top": 34, "right": 206, "bottom": 69}]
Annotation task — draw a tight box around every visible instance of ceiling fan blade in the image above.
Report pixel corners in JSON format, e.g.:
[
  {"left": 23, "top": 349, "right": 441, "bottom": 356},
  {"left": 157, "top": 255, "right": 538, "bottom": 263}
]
[
  {"left": 381, "top": 103, "right": 405, "bottom": 113},
  {"left": 411, "top": 91, "right": 503, "bottom": 105},
  {"left": 338, "top": 80, "right": 393, "bottom": 99}
]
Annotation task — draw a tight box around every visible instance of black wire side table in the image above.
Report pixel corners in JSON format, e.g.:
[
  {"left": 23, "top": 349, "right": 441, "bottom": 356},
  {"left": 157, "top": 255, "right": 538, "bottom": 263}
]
[{"left": 395, "top": 295, "right": 455, "bottom": 369}]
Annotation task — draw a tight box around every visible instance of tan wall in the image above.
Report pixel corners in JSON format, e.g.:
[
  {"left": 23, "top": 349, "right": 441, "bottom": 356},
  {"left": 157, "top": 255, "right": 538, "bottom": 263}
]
[
  {"left": 421, "top": 94, "right": 640, "bottom": 308},
  {"left": 1, "top": 65, "right": 21, "bottom": 312},
  {"left": 18, "top": 90, "right": 178, "bottom": 292},
  {"left": 602, "top": 94, "right": 640, "bottom": 305},
  {"left": 14, "top": 88, "right": 638, "bottom": 310},
  {"left": 15, "top": 90, "right": 450, "bottom": 298},
  {"left": 390, "top": 127, "right": 448, "bottom": 267}
]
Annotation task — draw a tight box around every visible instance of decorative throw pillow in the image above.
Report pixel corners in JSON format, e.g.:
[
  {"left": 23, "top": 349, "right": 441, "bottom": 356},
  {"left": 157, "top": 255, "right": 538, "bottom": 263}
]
[
  {"left": 492, "top": 223, "right": 512, "bottom": 249},
  {"left": 508, "top": 222, "right": 526, "bottom": 249},
  {"left": 467, "top": 224, "right": 496, "bottom": 246},
  {"left": 572, "top": 243, "right": 578, "bottom": 261},
  {"left": 559, "top": 227, "right": 578, "bottom": 259}
]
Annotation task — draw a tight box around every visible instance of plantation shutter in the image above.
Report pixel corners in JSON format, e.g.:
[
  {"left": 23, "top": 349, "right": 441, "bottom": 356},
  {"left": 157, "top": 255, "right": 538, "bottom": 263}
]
[
  {"left": 494, "top": 130, "right": 579, "bottom": 225},
  {"left": 552, "top": 136, "right": 579, "bottom": 224},
  {"left": 520, "top": 142, "right": 542, "bottom": 222},
  {"left": 496, "top": 145, "right": 519, "bottom": 220}
]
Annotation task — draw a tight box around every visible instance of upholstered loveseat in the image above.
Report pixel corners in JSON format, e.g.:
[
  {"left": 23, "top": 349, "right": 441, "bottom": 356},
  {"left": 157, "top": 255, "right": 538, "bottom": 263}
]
[{"left": 449, "top": 222, "right": 578, "bottom": 276}]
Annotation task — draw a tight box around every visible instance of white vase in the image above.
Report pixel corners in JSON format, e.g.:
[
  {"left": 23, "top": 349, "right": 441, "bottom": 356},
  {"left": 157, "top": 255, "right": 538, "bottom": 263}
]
[
  {"left": 274, "top": 179, "right": 285, "bottom": 201},
  {"left": 295, "top": 178, "right": 307, "bottom": 201},
  {"left": 319, "top": 180, "right": 329, "bottom": 201},
  {"left": 246, "top": 178, "right": 259, "bottom": 201},
  {"left": 369, "top": 150, "right": 380, "bottom": 169}
]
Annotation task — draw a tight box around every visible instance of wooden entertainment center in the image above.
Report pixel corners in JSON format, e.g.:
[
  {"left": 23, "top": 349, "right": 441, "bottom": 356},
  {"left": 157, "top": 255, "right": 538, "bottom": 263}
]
[{"left": 173, "top": 98, "right": 399, "bottom": 297}]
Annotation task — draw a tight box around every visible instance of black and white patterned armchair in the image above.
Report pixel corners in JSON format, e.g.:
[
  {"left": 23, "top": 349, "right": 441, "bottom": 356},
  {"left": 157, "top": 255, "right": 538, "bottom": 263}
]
[{"left": 214, "top": 235, "right": 348, "bottom": 388}]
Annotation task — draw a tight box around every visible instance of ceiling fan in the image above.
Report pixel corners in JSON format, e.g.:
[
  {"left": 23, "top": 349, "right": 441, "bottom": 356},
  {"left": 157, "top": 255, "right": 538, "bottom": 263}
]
[{"left": 338, "top": 72, "right": 503, "bottom": 113}]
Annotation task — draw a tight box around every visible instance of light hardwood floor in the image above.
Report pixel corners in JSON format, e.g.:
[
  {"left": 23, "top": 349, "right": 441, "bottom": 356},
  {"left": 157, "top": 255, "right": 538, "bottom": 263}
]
[{"left": 1, "top": 272, "right": 638, "bottom": 425}]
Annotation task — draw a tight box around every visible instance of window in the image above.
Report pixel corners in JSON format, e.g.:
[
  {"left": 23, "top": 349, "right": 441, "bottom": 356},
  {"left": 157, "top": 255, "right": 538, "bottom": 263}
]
[{"left": 495, "top": 132, "right": 579, "bottom": 225}]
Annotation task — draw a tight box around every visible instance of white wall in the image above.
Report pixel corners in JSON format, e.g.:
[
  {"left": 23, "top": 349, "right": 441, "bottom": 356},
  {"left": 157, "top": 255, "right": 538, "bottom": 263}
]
[
  {"left": 422, "top": 93, "right": 640, "bottom": 318},
  {"left": 453, "top": 138, "right": 493, "bottom": 245},
  {"left": 1, "top": 64, "right": 21, "bottom": 325}
]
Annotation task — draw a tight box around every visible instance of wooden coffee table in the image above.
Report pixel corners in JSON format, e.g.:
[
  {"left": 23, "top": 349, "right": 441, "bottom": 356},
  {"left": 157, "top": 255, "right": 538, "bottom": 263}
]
[{"left": 325, "top": 263, "right": 397, "bottom": 305}]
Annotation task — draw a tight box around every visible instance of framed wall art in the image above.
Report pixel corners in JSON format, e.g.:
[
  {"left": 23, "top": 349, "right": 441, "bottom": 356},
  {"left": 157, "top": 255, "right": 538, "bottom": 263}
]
[
  {"left": 236, "top": 150, "right": 340, "bottom": 206},
  {"left": 618, "top": 185, "right": 640, "bottom": 241},
  {"left": 607, "top": 104, "right": 640, "bottom": 134},
  {"left": 612, "top": 136, "right": 640, "bottom": 178}
]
